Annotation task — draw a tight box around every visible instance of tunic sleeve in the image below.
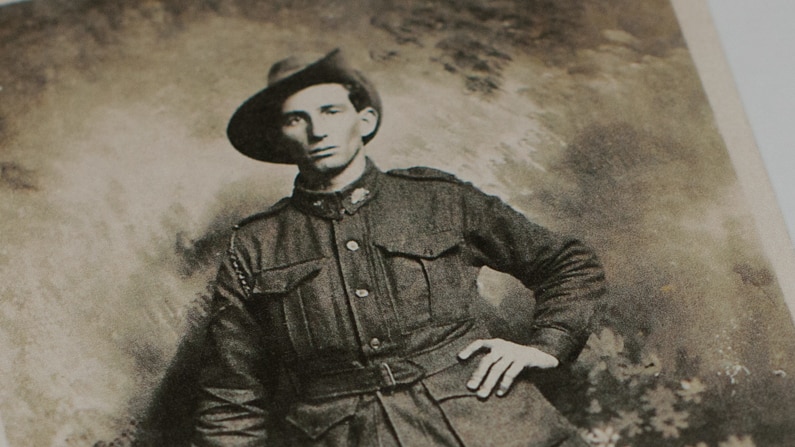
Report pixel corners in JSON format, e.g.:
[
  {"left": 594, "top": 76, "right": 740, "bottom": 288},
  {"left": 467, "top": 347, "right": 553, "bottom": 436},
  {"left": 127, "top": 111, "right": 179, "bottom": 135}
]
[
  {"left": 461, "top": 183, "right": 606, "bottom": 363},
  {"left": 192, "top": 233, "right": 273, "bottom": 447}
]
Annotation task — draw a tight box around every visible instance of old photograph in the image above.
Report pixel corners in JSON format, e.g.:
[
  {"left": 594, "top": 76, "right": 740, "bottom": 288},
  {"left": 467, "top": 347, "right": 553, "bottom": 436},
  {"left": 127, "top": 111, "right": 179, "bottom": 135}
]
[{"left": 1, "top": 0, "right": 794, "bottom": 446}]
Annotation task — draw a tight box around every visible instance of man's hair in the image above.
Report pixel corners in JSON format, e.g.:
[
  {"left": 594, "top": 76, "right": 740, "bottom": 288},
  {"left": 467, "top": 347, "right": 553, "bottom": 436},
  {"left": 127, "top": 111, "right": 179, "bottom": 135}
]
[{"left": 343, "top": 82, "right": 372, "bottom": 112}]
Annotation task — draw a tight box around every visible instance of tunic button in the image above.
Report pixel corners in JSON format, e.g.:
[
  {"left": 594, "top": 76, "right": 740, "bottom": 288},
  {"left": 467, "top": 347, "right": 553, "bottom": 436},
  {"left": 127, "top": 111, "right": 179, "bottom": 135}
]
[
  {"left": 355, "top": 289, "right": 369, "bottom": 298},
  {"left": 369, "top": 338, "right": 381, "bottom": 349},
  {"left": 346, "top": 240, "right": 360, "bottom": 251}
]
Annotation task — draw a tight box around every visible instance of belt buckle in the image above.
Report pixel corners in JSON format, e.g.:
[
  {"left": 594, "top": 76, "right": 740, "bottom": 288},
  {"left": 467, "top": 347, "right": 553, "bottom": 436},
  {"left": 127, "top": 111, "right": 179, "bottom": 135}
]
[{"left": 379, "top": 362, "right": 397, "bottom": 392}]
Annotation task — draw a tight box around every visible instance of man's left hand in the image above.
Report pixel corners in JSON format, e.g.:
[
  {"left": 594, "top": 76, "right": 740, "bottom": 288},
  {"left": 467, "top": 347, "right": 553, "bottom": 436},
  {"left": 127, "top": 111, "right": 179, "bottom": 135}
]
[{"left": 457, "top": 338, "right": 559, "bottom": 398}]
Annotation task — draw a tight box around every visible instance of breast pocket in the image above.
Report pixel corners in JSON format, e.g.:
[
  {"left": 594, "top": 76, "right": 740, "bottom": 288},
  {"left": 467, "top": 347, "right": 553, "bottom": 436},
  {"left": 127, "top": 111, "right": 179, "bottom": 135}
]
[
  {"left": 251, "top": 258, "right": 329, "bottom": 357},
  {"left": 374, "top": 230, "right": 475, "bottom": 326},
  {"left": 254, "top": 258, "right": 323, "bottom": 295}
]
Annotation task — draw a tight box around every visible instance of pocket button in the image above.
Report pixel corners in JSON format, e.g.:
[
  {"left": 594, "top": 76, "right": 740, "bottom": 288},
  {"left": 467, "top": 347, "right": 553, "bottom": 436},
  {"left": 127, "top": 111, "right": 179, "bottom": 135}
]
[{"left": 355, "top": 289, "right": 370, "bottom": 298}]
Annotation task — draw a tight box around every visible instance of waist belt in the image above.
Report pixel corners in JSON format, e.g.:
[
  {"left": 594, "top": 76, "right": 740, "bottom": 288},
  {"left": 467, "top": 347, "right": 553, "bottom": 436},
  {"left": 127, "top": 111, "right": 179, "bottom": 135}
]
[{"left": 292, "top": 332, "right": 480, "bottom": 400}]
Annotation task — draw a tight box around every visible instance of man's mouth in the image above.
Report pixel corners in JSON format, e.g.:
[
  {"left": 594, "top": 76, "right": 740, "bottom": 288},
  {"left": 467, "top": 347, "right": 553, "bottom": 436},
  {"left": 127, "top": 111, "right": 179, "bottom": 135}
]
[{"left": 309, "top": 146, "right": 336, "bottom": 158}]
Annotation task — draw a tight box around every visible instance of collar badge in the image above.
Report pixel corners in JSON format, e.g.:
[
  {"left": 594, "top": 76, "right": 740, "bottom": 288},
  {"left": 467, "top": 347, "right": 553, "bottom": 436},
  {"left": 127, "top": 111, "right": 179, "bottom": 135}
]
[{"left": 350, "top": 188, "right": 370, "bottom": 205}]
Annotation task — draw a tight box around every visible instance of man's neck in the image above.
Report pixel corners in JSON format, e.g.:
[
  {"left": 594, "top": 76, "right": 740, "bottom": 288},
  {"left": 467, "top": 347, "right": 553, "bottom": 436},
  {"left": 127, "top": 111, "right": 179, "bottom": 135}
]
[{"left": 298, "top": 154, "right": 368, "bottom": 192}]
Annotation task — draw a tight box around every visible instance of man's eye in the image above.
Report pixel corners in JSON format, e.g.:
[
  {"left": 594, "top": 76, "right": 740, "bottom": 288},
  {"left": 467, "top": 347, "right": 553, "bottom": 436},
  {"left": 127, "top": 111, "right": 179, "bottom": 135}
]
[
  {"left": 324, "top": 108, "right": 341, "bottom": 115},
  {"left": 284, "top": 116, "right": 304, "bottom": 126}
]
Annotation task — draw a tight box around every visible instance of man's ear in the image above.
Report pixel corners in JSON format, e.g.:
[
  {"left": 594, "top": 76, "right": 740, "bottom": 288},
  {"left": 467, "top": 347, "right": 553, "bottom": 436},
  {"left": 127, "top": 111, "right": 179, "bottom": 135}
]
[{"left": 357, "top": 107, "right": 379, "bottom": 139}]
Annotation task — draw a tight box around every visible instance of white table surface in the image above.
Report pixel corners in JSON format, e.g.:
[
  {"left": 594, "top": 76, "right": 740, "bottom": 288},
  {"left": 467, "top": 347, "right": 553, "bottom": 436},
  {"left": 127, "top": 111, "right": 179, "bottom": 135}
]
[{"left": 708, "top": 0, "right": 795, "bottom": 245}]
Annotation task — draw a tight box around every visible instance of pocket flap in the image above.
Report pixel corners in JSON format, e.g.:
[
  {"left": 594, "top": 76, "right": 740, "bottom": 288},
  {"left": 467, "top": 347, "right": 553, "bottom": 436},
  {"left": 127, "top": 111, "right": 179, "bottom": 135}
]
[
  {"left": 423, "top": 362, "right": 577, "bottom": 447},
  {"left": 422, "top": 361, "right": 480, "bottom": 402},
  {"left": 375, "top": 230, "right": 461, "bottom": 259},
  {"left": 284, "top": 396, "right": 359, "bottom": 440},
  {"left": 253, "top": 258, "right": 323, "bottom": 294}
]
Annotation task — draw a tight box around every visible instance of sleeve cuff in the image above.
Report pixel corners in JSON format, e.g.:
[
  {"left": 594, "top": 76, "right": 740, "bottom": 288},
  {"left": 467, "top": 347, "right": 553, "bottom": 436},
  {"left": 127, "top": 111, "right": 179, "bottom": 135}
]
[{"left": 526, "top": 326, "right": 577, "bottom": 364}]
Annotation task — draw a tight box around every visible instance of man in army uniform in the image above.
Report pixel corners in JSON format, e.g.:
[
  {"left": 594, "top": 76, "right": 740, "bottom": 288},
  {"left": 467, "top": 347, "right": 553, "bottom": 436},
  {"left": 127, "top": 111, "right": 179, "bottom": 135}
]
[{"left": 193, "top": 49, "right": 606, "bottom": 446}]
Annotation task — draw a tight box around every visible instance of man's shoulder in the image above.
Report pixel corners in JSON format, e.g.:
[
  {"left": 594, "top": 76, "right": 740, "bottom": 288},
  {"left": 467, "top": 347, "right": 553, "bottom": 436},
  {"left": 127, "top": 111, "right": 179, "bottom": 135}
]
[
  {"left": 385, "top": 166, "right": 487, "bottom": 200},
  {"left": 232, "top": 197, "right": 292, "bottom": 231},
  {"left": 385, "top": 166, "right": 465, "bottom": 184}
]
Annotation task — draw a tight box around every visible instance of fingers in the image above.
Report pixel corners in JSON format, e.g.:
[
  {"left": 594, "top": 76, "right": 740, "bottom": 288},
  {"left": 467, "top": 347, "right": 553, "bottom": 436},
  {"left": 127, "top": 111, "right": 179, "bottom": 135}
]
[
  {"left": 466, "top": 351, "right": 500, "bottom": 391},
  {"left": 476, "top": 358, "right": 513, "bottom": 399},
  {"left": 459, "top": 338, "right": 543, "bottom": 398},
  {"left": 457, "top": 339, "right": 486, "bottom": 360},
  {"left": 497, "top": 361, "right": 525, "bottom": 397}
]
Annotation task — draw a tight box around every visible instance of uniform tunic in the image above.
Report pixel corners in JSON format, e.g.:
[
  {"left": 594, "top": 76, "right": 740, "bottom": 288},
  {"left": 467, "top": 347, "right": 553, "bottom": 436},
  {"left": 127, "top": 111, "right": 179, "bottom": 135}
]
[{"left": 193, "top": 159, "right": 605, "bottom": 447}]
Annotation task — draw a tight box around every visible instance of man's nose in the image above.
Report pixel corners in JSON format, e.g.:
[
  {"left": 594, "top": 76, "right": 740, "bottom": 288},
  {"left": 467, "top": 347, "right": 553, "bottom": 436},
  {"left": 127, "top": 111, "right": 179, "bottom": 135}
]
[{"left": 307, "top": 118, "right": 328, "bottom": 142}]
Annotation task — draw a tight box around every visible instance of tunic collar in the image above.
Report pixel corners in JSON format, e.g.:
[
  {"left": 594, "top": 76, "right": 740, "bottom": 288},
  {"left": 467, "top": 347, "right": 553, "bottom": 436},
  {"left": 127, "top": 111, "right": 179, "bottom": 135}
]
[{"left": 291, "top": 158, "right": 380, "bottom": 219}]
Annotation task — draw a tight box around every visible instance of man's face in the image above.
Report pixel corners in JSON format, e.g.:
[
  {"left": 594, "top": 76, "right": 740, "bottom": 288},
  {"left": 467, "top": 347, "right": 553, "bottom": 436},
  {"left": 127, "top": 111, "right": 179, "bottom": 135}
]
[{"left": 280, "top": 83, "right": 377, "bottom": 175}]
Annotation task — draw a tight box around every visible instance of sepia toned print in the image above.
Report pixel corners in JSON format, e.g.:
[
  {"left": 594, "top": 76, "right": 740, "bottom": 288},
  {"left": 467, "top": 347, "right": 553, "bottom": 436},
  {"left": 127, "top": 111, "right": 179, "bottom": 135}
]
[{"left": 0, "top": 1, "right": 794, "bottom": 446}]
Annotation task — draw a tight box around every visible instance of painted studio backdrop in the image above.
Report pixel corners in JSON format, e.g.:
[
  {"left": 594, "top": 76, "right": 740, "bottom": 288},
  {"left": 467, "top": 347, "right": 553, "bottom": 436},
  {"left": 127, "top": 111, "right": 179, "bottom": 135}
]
[{"left": 2, "top": 1, "right": 795, "bottom": 446}]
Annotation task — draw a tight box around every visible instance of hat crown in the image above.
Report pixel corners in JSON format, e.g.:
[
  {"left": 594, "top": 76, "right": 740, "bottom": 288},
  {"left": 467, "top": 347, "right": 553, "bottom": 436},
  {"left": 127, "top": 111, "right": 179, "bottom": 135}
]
[
  {"left": 267, "top": 55, "right": 314, "bottom": 85},
  {"left": 267, "top": 49, "right": 348, "bottom": 87}
]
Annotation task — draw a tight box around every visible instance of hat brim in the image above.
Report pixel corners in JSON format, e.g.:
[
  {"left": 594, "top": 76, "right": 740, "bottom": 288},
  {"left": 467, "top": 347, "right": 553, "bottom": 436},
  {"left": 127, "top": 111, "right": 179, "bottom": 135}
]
[{"left": 227, "top": 50, "right": 381, "bottom": 164}]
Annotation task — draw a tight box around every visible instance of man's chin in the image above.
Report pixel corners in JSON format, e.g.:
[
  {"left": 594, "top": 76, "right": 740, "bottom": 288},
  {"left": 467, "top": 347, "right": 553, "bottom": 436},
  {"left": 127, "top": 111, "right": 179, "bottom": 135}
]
[
  {"left": 308, "top": 160, "right": 339, "bottom": 173},
  {"left": 297, "top": 149, "right": 362, "bottom": 181},
  {"left": 299, "top": 157, "right": 344, "bottom": 176}
]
